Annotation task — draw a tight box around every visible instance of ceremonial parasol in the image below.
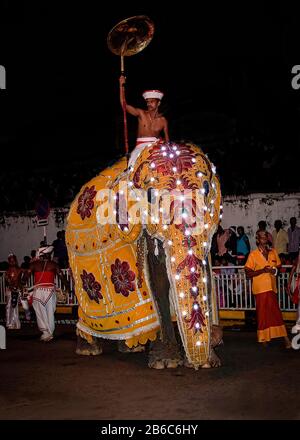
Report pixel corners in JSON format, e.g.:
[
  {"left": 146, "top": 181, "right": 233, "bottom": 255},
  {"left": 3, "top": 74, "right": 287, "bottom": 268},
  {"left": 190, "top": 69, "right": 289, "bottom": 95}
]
[{"left": 107, "top": 15, "right": 155, "bottom": 156}]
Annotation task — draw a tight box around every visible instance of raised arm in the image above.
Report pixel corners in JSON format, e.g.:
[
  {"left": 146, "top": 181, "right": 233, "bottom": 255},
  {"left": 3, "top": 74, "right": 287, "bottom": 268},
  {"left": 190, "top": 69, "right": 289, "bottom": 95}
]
[{"left": 119, "top": 75, "right": 142, "bottom": 117}]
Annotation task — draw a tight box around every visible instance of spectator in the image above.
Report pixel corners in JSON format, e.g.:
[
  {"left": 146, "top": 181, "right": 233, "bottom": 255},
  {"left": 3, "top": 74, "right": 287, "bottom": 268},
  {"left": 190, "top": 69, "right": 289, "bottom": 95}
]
[
  {"left": 21, "top": 256, "right": 31, "bottom": 269},
  {"left": 30, "top": 249, "right": 37, "bottom": 262},
  {"left": 287, "top": 253, "right": 300, "bottom": 334},
  {"left": 220, "top": 256, "right": 237, "bottom": 307},
  {"left": 288, "top": 217, "right": 300, "bottom": 264},
  {"left": 256, "top": 220, "right": 273, "bottom": 247},
  {"left": 245, "top": 231, "right": 291, "bottom": 348},
  {"left": 272, "top": 220, "right": 289, "bottom": 259},
  {"left": 52, "top": 230, "right": 69, "bottom": 269},
  {"left": 236, "top": 226, "right": 251, "bottom": 265}
]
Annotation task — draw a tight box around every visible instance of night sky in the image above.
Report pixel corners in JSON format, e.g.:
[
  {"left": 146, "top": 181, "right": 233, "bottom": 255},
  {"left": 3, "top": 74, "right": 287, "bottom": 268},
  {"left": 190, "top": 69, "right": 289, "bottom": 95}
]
[{"left": 0, "top": 1, "right": 299, "bottom": 210}]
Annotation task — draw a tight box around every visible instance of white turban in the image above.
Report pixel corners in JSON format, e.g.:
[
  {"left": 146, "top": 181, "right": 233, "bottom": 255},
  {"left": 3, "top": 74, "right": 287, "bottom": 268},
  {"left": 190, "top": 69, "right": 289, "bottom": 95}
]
[
  {"left": 142, "top": 90, "right": 164, "bottom": 100},
  {"left": 36, "top": 246, "right": 54, "bottom": 258}
]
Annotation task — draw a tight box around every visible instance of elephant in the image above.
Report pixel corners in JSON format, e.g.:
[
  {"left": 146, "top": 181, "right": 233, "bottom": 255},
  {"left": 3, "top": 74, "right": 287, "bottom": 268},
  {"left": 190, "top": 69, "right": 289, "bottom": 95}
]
[{"left": 66, "top": 140, "right": 223, "bottom": 369}]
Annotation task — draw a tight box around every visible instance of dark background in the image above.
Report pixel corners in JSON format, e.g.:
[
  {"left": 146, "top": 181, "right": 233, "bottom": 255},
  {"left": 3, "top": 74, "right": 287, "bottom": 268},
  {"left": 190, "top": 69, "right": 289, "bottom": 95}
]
[{"left": 0, "top": 1, "right": 299, "bottom": 211}]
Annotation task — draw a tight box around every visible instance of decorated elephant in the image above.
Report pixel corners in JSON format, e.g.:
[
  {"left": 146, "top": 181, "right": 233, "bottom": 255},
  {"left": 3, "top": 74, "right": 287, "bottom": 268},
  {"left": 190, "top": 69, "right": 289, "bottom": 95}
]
[{"left": 66, "top": 140, "right": 223, "bottom": 369}]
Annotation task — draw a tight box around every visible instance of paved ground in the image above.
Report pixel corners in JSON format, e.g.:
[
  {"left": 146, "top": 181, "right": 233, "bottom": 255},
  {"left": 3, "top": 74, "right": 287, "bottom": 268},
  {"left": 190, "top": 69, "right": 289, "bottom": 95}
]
[{"left": 0, "top": 324, "right": 299, "bottom": 420}]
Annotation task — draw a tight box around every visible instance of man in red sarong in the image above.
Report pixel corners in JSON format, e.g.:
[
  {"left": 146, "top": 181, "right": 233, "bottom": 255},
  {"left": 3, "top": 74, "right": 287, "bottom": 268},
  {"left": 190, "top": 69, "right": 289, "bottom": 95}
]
[{"left": 245, "top": 231, "right": 291, "bottom": 348}]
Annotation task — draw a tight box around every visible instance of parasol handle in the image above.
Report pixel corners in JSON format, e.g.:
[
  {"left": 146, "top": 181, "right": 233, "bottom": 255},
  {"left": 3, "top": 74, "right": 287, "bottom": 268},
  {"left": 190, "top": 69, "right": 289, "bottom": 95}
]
[{"left": 120, "top": 55, "right": 129, "bottom": 156}]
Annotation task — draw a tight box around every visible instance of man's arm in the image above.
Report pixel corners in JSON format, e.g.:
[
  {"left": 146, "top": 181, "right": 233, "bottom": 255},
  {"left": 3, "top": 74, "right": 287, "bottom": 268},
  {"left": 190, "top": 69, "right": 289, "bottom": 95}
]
[
  {"left": 245, "top": 267, "right": 268, "bottom": 279},
  {"left": 119, "top": 76, "right": 142, "bottom": 117}
]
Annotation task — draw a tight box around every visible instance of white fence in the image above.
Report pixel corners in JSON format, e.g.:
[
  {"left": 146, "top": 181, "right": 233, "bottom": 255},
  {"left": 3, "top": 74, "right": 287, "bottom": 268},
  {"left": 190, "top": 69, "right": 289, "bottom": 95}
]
[{"left": 0, "top": 267, "right": 298, "bottom": 312}]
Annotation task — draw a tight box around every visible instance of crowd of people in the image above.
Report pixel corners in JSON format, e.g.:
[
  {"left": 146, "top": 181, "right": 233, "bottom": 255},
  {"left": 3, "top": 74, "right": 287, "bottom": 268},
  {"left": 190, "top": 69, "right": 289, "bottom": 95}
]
[{"left": 211, "top": 216, "right": 300, "bottom": 269}]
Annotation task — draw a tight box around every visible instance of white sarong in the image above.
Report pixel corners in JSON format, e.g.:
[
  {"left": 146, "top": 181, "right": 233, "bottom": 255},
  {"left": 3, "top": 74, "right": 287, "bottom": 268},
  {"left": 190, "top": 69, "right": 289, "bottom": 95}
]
[
  {"left": 6, "top": 289, "right": 21, "bottom": 329},
  {"left": 32, "top": 285, "right": 56, "bottom": 340},
  {"left": 128, "top": 137, "right": 159, "bottom": 168}
]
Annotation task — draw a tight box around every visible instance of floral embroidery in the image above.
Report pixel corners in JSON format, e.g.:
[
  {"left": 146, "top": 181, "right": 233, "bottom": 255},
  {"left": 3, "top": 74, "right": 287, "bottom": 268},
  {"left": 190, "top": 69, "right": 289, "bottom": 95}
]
[
  {"left": 185, "top": 301, "right": 206, "bottom": 333},
  {"left": 148, "top": 142, "right": 196, "bottom": 175},
  {"left": 111, "top": 258, "right": 136, "bottom": 297},
  {"left": 80, "top": 270, "right": 103, "bottom": 303},
  {"left": 77, "top": 186, "right": 97, "bottom": 220}
]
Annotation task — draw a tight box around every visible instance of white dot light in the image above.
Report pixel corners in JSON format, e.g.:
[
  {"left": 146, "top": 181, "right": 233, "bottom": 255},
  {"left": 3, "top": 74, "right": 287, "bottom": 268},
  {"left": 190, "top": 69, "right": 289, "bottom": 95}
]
[
  {"left": 185, "top": 230, "right": 191, "bottom": 236},
  {"left": 203, "top": 242, "right": 207, "bottom": 247},
  {"left": 182, "top": 310, "right": 187, "bottom": 317},
  {"left": 113, "top": 195, "right": 117, "bottom": 200},
  {"left": 205, "top": 311, "right": 209, "bottom": 316},
  {"left": 150, "top": 177, "right": 155, "bottom": 182},
  {"left": 163, "top": 152, "right": 167, "bottom": 157},
  {"left": 193, "top": 304, "right": 199, "bottom": 310},
  {"left": 168, "top": 240, "right": 173, "bottom": 246},
  {"left": 161, "top": 146, "right": 166, "bottom": 151},
  {"left": 172, "top": 167, "right": 177, "bottom": 172},
  {"left": 220, "top": 205, "right": 223, "bottom": 209},
  {"left": 163, "top": 225, "right": 168, "bottom": 230},
  {"left": 196, "top": 340, "right": 201, "bottom": 346},
  {"left": 188, "top": 249, "right": 193, "bottom": 255},
  {"left": 202, "top": 277, "right": 207, "bottom": 283},
  {"left": 179, "top": 292, "right": 185, "bottom": 298},
  {"left": 197, "top": 172, "right": 203, "bottom": 178},
  {"left": 151, "top": 163, "right": 156, "bottom": 168},
  {"left": 192, "top": 286, "right": 198, "bottom": 292},
  {"left": 176, "top": 151, "right": 180, "bottom": 156},
  {"left": 175, "top": 274, "right": 180, "bottom": 280},
  {"left": 124, "top": 227, "right": 129, "bottom": 232},
  {"left": 195, "top": 323, "right": 200, "bottom": 329},
  {"left": 169, "top": 154, "right": 174, "bottom": 158},
  {"left": 201, "top": 188, "right": 205, "bottom": 194},
  {"left": 192, "top": 158, "right": 196, "bottom": 163},
  {"left": 128, "top": 181, "right": 133, "bottom": 187},
  {"left": 202, "top": 260, "right": 207, "bottom": 265},
  {"left": 220, "top": 214, "right": 223, "bottom": 219},
  {"left": 171, "top": 256, "right": 176, "bottom": 262},
  {"left": 204, "top": 224, "right": 208, "bottom": 229},
  {"left": 176, "top": 179, "right": 181, "bottom": 185},
  {"left": 190, "top": 267, "right": 195, "bottom": 272},
  {"left": 203, "top": 295, "right": 207, "bottom": 301}
]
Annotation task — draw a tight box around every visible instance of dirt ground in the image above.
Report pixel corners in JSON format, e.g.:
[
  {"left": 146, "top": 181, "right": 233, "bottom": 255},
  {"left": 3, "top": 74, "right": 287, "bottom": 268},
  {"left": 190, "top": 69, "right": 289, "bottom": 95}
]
[{"left": 0, "top": 324, "right": 299, "bottom": 420}]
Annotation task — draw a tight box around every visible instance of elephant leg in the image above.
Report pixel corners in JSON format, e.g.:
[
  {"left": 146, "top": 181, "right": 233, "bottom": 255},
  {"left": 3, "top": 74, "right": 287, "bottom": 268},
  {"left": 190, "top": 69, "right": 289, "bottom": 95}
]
[
  {"left": 183, "top": 325, "right": 223, "bottom": 369},
  {"left": 75, "top": 329, "right": 103, "bottom": 356},
  {"left": 145, "top": 233, "right": 183, "bottom": 369},
  {"left": 117, "top": 341, "right": 145, "bottom": 353}
]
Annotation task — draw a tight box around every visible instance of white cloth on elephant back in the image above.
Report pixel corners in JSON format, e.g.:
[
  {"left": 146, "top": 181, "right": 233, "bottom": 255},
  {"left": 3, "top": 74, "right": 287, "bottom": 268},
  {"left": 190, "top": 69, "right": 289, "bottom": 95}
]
[
  {"left": 128, "top": 137, "right": 159, "bottom": 169},
  {"left": 32, "top": 286, "right": 56, "bottom": 340},
  {"left": 6, "top": 289, "right": 21, "bottom": 329}
]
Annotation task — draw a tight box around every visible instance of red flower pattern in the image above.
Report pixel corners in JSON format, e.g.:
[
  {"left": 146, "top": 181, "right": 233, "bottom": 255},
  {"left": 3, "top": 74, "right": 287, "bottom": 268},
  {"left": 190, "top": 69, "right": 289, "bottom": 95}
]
[
  {"left": 147, "top": 143, "right": 196, "bottom": 175},
  {"left": 111, "top": 258, "right": 136, "bottom": 297},
  {"left": 185, "top": 301, "right": 206, "bottom": 334},
  {"left": 77, "top": 186, "right": 97, "bottom": 220},
  {"left": 80, "top": 270, "right": 103, "bottom": 303}
]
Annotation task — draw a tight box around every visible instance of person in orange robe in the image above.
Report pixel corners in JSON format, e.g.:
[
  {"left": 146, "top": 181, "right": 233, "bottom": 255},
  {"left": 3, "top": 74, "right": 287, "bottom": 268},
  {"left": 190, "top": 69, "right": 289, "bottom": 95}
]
[{"left": 245, "top": 230, "right": 291, "bottom": 348}]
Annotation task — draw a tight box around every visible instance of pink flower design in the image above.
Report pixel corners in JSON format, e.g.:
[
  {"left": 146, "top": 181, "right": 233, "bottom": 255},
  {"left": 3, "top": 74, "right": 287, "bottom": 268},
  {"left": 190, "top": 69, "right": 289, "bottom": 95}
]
[
  {"left": 77, "top": 185, "right": 97, "bottom": 220},
  {"left": 80, "top": 270, "right": 103, "bottom": 303},
  {"left": 111, "top": 258, "right": 136, "bottom": 297}
]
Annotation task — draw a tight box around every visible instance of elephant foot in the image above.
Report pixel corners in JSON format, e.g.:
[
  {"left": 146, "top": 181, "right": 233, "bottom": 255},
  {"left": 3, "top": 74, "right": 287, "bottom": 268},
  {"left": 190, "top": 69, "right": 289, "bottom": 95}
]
[
  {"left": 76, "top": 334, "right": 103, "bottom": 356},
  {"left": 201, "top": 349, "right": 222, "bottom": 369},
  {"left": 148, "top": 340, "right": 183, "bottom": 369},
  {"left": 118, "top": 341, "right": 146, "bottom": 353}
]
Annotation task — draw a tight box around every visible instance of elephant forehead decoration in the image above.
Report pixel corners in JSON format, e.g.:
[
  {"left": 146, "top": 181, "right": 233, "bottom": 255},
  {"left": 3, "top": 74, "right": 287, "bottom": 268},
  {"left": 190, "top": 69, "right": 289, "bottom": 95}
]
[{"left": 66, "top": 141, "right": 222, "bottom": 368}]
